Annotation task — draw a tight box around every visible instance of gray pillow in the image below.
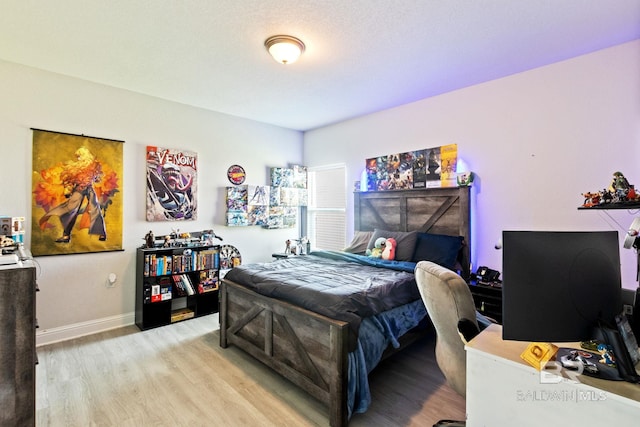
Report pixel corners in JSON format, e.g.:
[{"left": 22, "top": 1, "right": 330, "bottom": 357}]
[
  {"left": 342, "top": 231, "right": 374, "bottom": 254},
  {"left": 366, "top": 229, "right": 418, "bottom": 262}
]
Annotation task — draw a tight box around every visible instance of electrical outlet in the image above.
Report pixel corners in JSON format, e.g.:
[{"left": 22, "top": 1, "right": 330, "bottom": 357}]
[
  {"left": 106, "top": 272, "right": 117, "bottom": 288},
  {"left": 623, "top": 304, "right": 633, "bottom": 316}
]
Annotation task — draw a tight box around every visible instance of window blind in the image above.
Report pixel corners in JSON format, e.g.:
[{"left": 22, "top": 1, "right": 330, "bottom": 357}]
[{"left": 307, "top": 165, "right": 346, "bottom": 251}]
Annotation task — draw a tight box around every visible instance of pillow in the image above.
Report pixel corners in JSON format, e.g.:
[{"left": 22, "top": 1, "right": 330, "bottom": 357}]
[
  {"left": 366, "top": 229, "right": 417, "bottom": 262},
  {"left": 412, "top": 232, "right": 463, "bottom": 270},
  {"left": 342, "top": 231, "right": 374, "bottom": 254}
]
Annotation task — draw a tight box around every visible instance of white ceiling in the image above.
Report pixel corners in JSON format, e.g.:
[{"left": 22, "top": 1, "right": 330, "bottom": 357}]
[{"left": 1, "top": 1, "right": 639, "bottom": 131}]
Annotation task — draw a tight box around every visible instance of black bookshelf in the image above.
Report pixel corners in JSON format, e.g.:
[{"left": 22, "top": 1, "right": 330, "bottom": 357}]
[{"left": 135, "top": 245, "right": 220, "bottom": 330}]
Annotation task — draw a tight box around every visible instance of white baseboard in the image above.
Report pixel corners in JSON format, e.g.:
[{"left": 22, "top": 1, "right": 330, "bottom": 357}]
[{"left": 36, "top": 312, "right": 135, "bottom": 347}]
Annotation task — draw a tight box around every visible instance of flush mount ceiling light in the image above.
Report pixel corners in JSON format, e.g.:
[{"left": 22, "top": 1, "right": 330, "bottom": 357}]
[{"left": 264, "top": 35, "right": 305, "bottom": 65}]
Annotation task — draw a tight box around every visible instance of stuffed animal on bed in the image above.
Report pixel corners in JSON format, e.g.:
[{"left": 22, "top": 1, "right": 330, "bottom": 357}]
[
  {"left": 381, "top": 237, "right": 396, "bottom": 261},
  {"left": 366, "top": 237, "right": 387, "bottom": 258}
]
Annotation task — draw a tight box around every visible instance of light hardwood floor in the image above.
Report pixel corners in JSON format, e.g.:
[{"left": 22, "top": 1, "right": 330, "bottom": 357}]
[{"left": 36, "top": 314, "right": 465, "bottom": 427}]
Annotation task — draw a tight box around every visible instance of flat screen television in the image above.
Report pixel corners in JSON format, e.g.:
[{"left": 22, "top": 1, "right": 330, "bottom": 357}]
[{"left": 502, "top": 230, "right": 622, "bottom": 342}]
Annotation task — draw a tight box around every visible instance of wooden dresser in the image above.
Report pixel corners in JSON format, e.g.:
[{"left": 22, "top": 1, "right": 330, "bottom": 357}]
[{"left": 0, "top": 258, "right": 37, "bottom": 427}]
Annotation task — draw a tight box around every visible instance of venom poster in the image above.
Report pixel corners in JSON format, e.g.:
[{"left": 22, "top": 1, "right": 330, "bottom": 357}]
[{"left": 146, "top": 146, "right": 197, "bottom": 221}]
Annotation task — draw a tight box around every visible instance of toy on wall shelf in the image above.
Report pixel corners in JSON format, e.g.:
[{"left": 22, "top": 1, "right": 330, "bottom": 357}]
[
  {"left": 580, "top": 171, "right": 640, "bottom": 209},
  {"left": 456, "top": 171, "right": 474, "bottom": 187}
]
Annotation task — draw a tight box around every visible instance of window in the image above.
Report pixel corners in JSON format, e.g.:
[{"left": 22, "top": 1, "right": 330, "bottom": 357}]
[{"left": 306, "top": 165, "right": 346, "bottom": 251}]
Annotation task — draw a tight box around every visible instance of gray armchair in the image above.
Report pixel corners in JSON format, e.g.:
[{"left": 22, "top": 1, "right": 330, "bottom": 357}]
[{"left": 414, "top": 260, "right": 479, "bottom": 398}]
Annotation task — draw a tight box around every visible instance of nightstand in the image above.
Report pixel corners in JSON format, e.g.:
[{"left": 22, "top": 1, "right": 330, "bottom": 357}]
[{"left": 468, "top": 281, "right": 502, "bottom": 323}]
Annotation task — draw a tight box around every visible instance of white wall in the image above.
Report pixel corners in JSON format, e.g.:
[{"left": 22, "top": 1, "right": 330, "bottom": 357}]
[
  {"left": 0, "top": 60, "right": 303, "bottom": 344},
  {"left": 304, "top": 40, "right": 640, "bottom": 291}
]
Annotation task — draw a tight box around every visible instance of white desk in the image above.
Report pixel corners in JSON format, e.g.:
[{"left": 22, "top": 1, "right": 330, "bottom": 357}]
[{"left": 466, "top": 324, "right": 640, "bottom": 427}]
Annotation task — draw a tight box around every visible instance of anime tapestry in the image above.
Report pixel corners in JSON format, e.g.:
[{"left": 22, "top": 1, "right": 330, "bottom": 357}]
[
  {"left": 146, "top": 146, "right": 197, "bottom": 221},
  {"left": 31, "top": 130, "right": 123, "bottom": 256}
]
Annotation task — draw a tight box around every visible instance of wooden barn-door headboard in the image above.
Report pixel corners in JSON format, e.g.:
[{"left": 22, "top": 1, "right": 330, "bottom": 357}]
[{"left": 354, "top": 187, "right": 471, "bottom": 277}]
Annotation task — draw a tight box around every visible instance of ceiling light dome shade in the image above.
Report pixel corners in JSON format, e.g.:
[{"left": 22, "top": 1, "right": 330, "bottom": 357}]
[{"left": 265, "top": 35, "right": 305, "bottom": 65}]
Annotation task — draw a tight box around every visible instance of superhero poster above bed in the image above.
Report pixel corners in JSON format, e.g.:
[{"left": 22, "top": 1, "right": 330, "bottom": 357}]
[
  {"left": 365, "top": 143, "right": 457, "bottom": 191},
  {"left": 146, "top": 145, "right": 197, "bottom": 222}
]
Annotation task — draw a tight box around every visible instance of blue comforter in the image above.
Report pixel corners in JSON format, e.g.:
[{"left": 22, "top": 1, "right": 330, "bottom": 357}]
[{"left": 349, "top": 299, "right": 427, "bottom": 417}]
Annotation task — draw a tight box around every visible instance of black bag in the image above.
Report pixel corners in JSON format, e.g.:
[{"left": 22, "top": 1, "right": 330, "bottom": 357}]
[{"left": 593, "top": 324, "right": 640, "bottom": 383}]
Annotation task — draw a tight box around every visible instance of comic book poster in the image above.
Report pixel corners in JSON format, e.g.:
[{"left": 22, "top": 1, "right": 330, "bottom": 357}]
[
  {"left": 247, "top": 185, "right": 269, "bottom": 206},
  {"left": 248, "top": 206, "right": 268, "bottom": 226},
  {"left": 270, "top": 167, "right": 293, "bottom": 187},
  {"left": 32, "top": 129, "right": 123, "bottom": 256},
  {"left": 247, "top": 185, "right": 269, "bottom": 226},
  {"left": 425, "top": 146, "right": 442, "bottom": 188},
  {"left": 383, "top": 153, "right": 401, "bottom": 190},
  {"left": 365, "top": 157, "right": 378, "bottom": 191},
  {"left": 412, "top": 150, "right": 427, "bottom": 188},
  {"left": 439, "top": 144, "right": 458, "bottom": 187},
  {"left": 265, "top": 206, "right": 284, "bottom": 229},
  {"left": 395, "top": 151, "right": 416, "bottom": 189},
  {"left": 282, "top": 207, "right": 297, "bottom": 228},
  {"left": 292, "top": 165, "right": 308, "bottom": 189},
  {"left": 226, "top": 186, "right": 248, "bottom": 226},
  {"left": 279, "top": 187, "right": 299, "bottom": 206},
  {"left": 269, "top": 186, "right": 281, "bottom": 207},
  {"left": 297, "top": 188, "right": 308, "bottom": 206},
  {"left": 146, "top": 146, "right": 197, "bottom": 221},
  {"left": 375, "top": 155, "right": 389, "bottom": 190}
]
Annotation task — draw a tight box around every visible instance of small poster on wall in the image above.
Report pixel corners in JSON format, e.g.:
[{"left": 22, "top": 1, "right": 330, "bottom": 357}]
[
  {"left": 226, "top": 186, "right": 249, "bottom": 226},
  {"left": 146, "top": 146, "right": 197, "bottom": 221},
  {"left": 440, "top": 144, "right": 458, "bottom": 187},
  {"left": 247, "top": 185, "right": 270, "bottom": 226}
]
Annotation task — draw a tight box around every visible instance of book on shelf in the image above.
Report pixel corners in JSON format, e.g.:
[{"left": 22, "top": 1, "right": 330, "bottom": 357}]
[
  {"left": 147, "top": 277, "right": 172, "bottom": 303},
  {"left": 159, "top": 277, "right": 172, "bottom": 301},
  {"left": 182, "top": 274, "right": 195, "bottom": 295},
  {"left": 143, "top": 246, "right": 220, "bottom": 276},
  {"left": 198, "top": 269, "right": 219, "bottom": 293},
  {"left": 165, "top": 255, "right": 172, "bottom": 275},
  {"left": 144, "top": 254, "right": 150, "bottom": 277},
  {"left": 171, "top": 308, "right": 195, "bottom": 322},
  {"left": 171, "top": 273, "right": 195, "bottom": 296},
  {"left": 197, "top": 248, "right": 220, "bottom": 270}
]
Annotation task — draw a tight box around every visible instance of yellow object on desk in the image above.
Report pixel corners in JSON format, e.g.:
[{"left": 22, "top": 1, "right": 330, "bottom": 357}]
[{"left": 520, "top": 342, "right": 558, "bottom": 370}]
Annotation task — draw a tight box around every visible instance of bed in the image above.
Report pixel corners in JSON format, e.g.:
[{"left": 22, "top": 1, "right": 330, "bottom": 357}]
[{"left": 219, "top": 187, "right": 471, "bottom": 427}]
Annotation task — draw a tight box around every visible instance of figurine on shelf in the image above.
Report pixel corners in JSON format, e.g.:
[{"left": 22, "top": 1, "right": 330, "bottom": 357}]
[
  {"left": 162, "top": 235, "right": 171, "bottom": 247},
  {"left": 610, "top": 171, "right": 630, "bottom": 193},
  {"left": 580, "top": 171, "right": 640, "bottom": 208},
  {"left": 457, "top": 171, "right": 474, "bottom": 187},
  {"left": 581, "top": 192, "right": 600, "bottom": 208},
  {"left": 285, "top": 239, "right": 291, "bottom": 254},
  {"left": 144, "top": 230, "right": 154, "bottom": 248}
]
